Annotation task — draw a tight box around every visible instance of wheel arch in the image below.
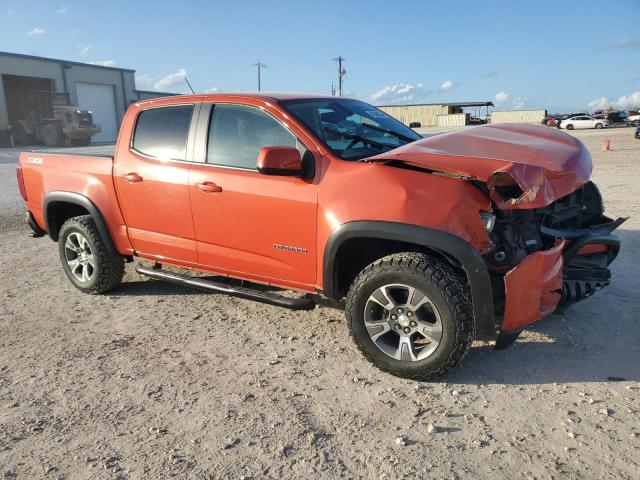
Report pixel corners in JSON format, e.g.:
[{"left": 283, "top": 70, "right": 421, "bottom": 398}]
[
  {"left": 43, "top": 191, "right": 116, "bottom": 253},
  {"left": 323, "top": 221, "right": 496, "bottom": 338}
]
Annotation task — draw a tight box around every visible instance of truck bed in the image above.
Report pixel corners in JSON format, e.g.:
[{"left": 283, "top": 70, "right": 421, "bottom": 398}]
[
  {"left": 27, "top": 144, "right": 115, "bottom": 158},
  {"left": 18, "top": 149, "right": 122, "bottom": 245}
]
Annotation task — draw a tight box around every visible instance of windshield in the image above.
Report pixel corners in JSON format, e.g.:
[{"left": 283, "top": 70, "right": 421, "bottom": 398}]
[{"left": 280, "top": 98, "right": 422, "bottom": 161}]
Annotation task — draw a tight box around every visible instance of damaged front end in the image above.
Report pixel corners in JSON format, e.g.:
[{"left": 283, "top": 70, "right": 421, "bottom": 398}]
[{"left": 485, "top": 181, "right": 626, "bottom": 348}]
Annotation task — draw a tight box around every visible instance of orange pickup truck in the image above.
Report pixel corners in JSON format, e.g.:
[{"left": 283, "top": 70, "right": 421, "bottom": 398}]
[{"left": 17, "top": 94, "right": 625, "bottom": 379}]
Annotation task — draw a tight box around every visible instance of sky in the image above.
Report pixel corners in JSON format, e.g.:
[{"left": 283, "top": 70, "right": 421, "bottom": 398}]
[{"left": 1, "top": 0, "right": 639, "bottom": 113}]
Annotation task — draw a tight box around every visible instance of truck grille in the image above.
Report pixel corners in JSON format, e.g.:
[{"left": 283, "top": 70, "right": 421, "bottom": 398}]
[{"left": 78, "top": 113, "right": 93, "bottom": 127}]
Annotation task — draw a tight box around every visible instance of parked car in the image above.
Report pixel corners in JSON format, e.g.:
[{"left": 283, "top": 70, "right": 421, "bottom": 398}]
[
  {"left": 627, "top": 111, "right": 640, "bottom": 127},
  {"left": 635, "top": 125, "right": 640, "bottom": 139},
  {"left": 16, "top": 94, "right": 625, "bottom": 380},
  {"left": 560, "top": 115, "right": 609, "bottom": 130}
]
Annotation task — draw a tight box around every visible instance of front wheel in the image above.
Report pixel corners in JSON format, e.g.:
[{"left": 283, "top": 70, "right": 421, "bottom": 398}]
[
  {"left": 345, "top": 253, "right": 474, "bottom": 380},
  {"left": 566, "top": 124, "right": 574, "bottom": 130},
  {"left": 58, "top": 215, "right": 124, "bottom": 293}
]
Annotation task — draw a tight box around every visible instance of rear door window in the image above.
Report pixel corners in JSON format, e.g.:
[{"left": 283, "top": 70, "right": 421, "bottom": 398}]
[{"left": 132, "top": 105, "right": 194, "bottom": 160}]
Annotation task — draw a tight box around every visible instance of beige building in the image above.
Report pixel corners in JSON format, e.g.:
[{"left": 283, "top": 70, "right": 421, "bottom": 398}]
[
  {"left": 377, "top": 101, "right": 493, "bottom": 127},
  {"left": 490, "top": 110, "right": 547, "bottom": 124}
]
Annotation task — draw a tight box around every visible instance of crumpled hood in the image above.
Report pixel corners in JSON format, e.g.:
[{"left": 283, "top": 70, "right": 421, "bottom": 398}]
[{"left": 367, "top": 123, "right": 592, "bottom": 209}]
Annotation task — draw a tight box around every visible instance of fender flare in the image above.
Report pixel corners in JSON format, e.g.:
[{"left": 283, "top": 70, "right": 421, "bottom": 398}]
[
  {"left": 323, "top": 221, "right": 496, "bottom": 338},
  {"left": 43, "top": 191, "right": 116, "bottom": 253}
]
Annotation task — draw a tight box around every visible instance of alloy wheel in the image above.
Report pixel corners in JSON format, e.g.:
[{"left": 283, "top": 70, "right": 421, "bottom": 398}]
[
  {"left": 364, "top": 283, "right": 443, "bottom": 362},
  {"left": 64, "top": 232, "right": 96, "bottom": 283}
]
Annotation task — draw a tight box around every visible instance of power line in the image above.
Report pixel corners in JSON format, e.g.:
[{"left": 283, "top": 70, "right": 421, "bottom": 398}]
[
  {"left": 333, "top": 56, "right": 346, "bottom": 96},
  {"left": 253, "top": 59, "right": 267, "bottom": 92}
]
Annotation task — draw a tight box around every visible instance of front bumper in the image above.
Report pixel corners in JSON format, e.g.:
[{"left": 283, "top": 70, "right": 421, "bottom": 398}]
[
  {"left": 63, "top": 125, "right": 101, "bottom": 140},
  {"left": 499, "top": 215, "right": 625, "bottom": 336}
]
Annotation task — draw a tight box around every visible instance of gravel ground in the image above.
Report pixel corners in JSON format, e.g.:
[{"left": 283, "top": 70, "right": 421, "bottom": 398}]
[{"left": 0, "top": 128, "right": 638, "bottom": 479}]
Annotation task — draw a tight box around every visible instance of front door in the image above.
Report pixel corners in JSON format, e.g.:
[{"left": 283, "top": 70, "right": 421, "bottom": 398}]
[
  {"left": 188, "top": 103, "right": 318, "bottom": 287},
  {"left": 113, "top": 103, "right": 198, "bottom": 264}
]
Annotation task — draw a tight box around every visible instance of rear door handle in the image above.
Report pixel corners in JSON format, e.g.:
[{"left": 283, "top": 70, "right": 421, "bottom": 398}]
[
  {"left": 196, "top": 181, "right": 222, "bottom": 193},
  {"left": 123, "top": 172, "right": 143, "bottom": 183}
]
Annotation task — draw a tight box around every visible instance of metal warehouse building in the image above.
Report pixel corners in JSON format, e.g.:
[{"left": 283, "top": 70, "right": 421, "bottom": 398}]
[
  {"left": 0, "top": 51, "right": 173, "bottom": 145},
  {"left": 378, "top": 101, "right": 494, "bottom": 128}
]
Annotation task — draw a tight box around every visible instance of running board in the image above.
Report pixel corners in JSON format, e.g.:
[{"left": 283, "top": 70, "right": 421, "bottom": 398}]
[{"left": 135, "top": 264, "right": 316, "bottom": 311}]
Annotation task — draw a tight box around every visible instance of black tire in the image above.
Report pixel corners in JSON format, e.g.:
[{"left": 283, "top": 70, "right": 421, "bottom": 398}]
[
  {"left": 595, "top": 123, "right": 603, "bottom": 129},
  {"left": 58, "top": 215, "right": 124, "bottom": 294},
  {"left": 12, "top": 123, "right": 34, "bottom": 146},
  {"left": 71, "top": 138, "right": 91, "bottom": 147},
  {"left": 566, "top": 124, "right": 574, "bottom": 130},
  {"left": 345, "top": 253, "right": 474, "bottom": 381},
  {"left": 41, "top": 122, "right": 65, "bottom": 147}
]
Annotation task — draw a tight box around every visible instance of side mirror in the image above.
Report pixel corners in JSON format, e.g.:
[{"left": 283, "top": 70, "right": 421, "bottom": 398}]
[{"left": 257, "top": 146, "right": 302, "bottom": 176}]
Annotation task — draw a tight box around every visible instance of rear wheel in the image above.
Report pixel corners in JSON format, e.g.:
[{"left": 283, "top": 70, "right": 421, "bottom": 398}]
[
  {"left": 566, "top": 124, "right": 574, "bottom": 130},
  {"left": 12, "top": 123, "right": 34, "bottom": 146},
  {"left": 58, "top": 215, "right": 124, "bottom": 294},
  {"left": 345, "top": 253, "right": 474, "bottom": 380},
  {"left": 41, "top": 123, "right": 65, "bottom": 147},
  {"left": 595, "top": 123, "right": 603, "bottom": 129}
]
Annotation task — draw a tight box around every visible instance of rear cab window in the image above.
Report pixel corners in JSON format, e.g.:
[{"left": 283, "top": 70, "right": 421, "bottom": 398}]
[{"left": 132, "top": 105, "right": 194, "bottom": 160}]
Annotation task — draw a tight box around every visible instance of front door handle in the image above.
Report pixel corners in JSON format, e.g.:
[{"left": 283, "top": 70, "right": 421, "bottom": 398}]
[
  {"left": 123, "top": 172, "right": 143, "bottom": 183},
  {"left": 196, "top": 181, "right": 222, "bottom": 193}
]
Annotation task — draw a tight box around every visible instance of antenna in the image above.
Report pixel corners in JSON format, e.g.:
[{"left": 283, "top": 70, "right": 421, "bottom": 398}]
[
  {"left": 332, "top": 56, "right": 346, "bottom": 96},
  {"left": 253, "top": 59, "right": 268, "bottom": 91},
  {"left": 184, "top": 76, "right": 195, "bottom": 94}
]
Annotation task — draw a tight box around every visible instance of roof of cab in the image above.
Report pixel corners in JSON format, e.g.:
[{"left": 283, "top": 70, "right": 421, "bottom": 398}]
[{"left": 135, "top": 92, "right": 350, "bottom": 107}]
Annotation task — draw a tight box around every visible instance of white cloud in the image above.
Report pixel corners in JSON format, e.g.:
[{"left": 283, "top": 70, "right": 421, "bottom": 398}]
[
  {"left": 154, "top": 68, "right": 188, "bottom": 91},
  {"left": 27, "top": 27, "right": 45, "bottom": 36},
  {"left": 370, "top": 83, "right": 432, "bottom": 104},
  {"left": 512, "top": 96, "right": 525, "bottom": 109},
  {"left": 57, "top": 5, "right": 69, "bottom": 14},
  {"left": 204, "top": 87, "right": 219, "bottom": 93},
  {"left": 89, "top": 60, "right": 115, "bottom": 67},
  {"left": 135, "top": 73, "right": 154, "bottom": 90},
  {"left": 601, "top": 38, "right": 640, "bottom": 50},
  {"left": 494, "top": 90, "right": 509, "bottom": 103},
  {"left": 588, "top": 96, "right": 610, "bottom": 109},
  {"left": 77, "top": 43, "right": 92, "bottom": 56},
  {"left": 614, "top": 91, "right": 640, "bottom": 109},
  {"left": 439, "top": 80, "right": 456, "bottom": 92},
  {"left": 587, "top": 92, "right": 640, "bottom": 110}
]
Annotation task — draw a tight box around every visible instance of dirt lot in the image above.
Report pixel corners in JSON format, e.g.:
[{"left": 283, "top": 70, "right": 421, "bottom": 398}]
[{"left": 0, "top": 128, "right": 639, "bottom": 479}]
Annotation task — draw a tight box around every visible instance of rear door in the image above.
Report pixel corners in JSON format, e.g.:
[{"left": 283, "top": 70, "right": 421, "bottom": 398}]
[
  {"left": 113, "top": 102, "right": 200, "bottom": 264},
  {"left": 188, "top": 102, "right": 319, "bottom": 287},
  {"left": 575, "top": 116, "right": 590, "bottom": 129}
]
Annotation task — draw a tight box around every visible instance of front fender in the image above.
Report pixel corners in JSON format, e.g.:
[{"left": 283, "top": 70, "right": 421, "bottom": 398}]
[{"left": 323, "top": 221, "right": 497, "bottom": 338}]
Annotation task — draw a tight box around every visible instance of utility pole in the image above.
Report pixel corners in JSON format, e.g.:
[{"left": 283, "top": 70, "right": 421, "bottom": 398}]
[
  {"left": 253, "top": 59, "right": 267, "bottom": 92},
  {"left": 333, "top": 56, "right": 346, "bottom": 96}
]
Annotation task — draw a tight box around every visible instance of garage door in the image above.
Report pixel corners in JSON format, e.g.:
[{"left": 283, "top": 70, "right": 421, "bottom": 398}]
[{"left": 75, "top": 82, "right": 118, "bottom": 143}]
